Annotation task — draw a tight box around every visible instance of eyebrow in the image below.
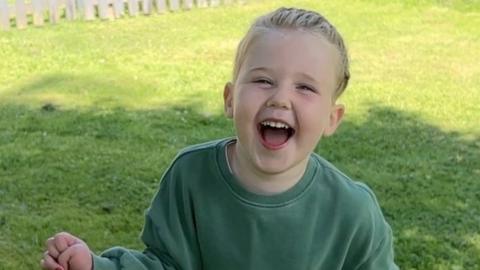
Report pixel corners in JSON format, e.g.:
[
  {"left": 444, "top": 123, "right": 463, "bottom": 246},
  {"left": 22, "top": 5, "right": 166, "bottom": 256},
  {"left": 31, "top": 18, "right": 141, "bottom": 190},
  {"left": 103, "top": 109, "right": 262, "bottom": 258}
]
[{"left": 247, "top": 66, "right": 271, "bottom": 73}]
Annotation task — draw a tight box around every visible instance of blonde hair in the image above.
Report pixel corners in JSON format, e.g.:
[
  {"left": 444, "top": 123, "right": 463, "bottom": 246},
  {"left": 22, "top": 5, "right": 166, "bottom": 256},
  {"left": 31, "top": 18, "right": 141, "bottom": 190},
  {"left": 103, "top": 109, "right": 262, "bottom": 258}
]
[{"left": 233, "top": 7, "right": 350, "bottom": 99}]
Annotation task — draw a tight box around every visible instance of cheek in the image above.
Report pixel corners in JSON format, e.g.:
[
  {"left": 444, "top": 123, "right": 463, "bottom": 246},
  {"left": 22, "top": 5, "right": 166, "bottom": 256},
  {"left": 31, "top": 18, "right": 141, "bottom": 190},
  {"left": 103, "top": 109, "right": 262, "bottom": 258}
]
[
  {"left": 233, "top": 96, "right": 255, "bottom": 126},
  {"left": 235, "top": 89, "right": 263, "bottom": 114},
  {"left": 299, "top": 105, "right": 332, "bottom": 131}
]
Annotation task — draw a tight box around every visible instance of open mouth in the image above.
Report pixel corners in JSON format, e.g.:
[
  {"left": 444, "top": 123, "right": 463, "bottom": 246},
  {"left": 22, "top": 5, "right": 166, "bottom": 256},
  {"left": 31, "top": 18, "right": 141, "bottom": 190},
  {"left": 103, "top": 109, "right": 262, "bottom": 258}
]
[{"left": 258, "top": 120, "right": 295, "bottom": 149}]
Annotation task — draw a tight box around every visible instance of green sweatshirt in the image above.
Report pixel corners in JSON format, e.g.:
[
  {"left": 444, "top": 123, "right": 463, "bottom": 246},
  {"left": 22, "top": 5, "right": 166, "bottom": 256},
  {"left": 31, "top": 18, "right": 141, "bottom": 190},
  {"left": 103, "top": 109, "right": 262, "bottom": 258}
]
[{"left": 93, "top": 138, "right": 398, "bottom": 269}]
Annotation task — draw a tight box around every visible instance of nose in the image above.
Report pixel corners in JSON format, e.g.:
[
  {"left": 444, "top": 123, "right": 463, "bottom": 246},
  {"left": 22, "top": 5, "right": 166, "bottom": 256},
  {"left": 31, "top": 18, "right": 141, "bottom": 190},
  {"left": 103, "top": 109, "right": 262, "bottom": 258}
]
[{"left": 266, "top": 84, "right": 291, "bottom": 110}]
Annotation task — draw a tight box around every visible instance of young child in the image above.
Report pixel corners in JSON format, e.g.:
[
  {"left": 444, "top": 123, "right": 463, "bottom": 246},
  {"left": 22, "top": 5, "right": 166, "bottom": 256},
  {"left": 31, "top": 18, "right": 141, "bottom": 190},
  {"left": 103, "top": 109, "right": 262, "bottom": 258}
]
[{"left": 42, "top": 7, "right": 398, "bottom": 270}]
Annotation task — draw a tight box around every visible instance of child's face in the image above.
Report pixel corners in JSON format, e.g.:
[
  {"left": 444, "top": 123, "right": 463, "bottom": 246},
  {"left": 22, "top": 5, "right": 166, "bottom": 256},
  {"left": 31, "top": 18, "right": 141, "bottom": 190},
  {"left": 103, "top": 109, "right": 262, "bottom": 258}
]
[{"left": 224, "top": 29, "right": 344, "bottom": 175}]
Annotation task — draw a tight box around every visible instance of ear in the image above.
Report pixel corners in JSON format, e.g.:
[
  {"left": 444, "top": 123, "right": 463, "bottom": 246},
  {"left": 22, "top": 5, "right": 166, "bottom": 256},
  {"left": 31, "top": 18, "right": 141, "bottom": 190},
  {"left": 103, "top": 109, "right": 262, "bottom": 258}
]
[
  {"left": 324, "top": 103, "right": 345, "bottom": 136},
  {"left": 223, "top": 82, "right": 234, "bottom": 118}
]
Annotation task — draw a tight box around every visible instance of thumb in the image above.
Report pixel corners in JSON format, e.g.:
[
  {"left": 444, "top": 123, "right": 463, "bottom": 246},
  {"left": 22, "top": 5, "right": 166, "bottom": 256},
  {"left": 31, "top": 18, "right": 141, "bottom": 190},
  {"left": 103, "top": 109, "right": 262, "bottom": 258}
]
[
  {"left": 57, "top": 246, "right": 73, "bottom": 270},
  {"left": 57, "top": 243, "right": 92, "bottom": 270}
]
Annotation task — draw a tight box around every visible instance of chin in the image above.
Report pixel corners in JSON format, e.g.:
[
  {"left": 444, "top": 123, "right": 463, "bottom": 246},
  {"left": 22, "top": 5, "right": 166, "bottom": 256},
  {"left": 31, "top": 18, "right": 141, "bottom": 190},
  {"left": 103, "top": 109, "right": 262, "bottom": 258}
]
[{"left": 254, "top": 157, "right": 294, "bottom": 175}]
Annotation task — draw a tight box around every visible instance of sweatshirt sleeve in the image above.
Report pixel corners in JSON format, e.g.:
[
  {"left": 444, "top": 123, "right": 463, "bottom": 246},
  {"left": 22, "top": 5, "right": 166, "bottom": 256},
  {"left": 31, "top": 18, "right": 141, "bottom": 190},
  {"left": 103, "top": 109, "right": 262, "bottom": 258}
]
[
  {"left": 357, "top": 223, "right": 399, "bottom": 270},
  {"left": 354, "top": 183, "right": 399, "bottom": 270},
  {"left": 91, "top": 215, "right": 182, "bottom": 270},
  {"left": 92, "top": 157, "right": 201, "bottom": 270}
]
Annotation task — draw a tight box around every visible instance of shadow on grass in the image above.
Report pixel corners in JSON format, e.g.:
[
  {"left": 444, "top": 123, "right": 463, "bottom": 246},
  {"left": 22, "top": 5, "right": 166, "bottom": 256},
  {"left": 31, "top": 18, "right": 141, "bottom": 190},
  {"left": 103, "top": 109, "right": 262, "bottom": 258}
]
[
  {"left": 0, "top": 79, "right": 479, "bottom": 269},
  {"left": 1, "top": 72, "right": 219, "bottom": 110},
  {"left": 319, "top": 106, "right": 480, "bottom": 268}
]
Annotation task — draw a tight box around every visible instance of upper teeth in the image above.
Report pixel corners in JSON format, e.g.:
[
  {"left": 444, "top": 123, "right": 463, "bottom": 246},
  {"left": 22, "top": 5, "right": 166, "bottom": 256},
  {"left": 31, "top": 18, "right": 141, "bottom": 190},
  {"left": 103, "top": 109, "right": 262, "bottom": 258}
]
[{"left": 261, "top": 121, "right": 290, "bottom": 129}]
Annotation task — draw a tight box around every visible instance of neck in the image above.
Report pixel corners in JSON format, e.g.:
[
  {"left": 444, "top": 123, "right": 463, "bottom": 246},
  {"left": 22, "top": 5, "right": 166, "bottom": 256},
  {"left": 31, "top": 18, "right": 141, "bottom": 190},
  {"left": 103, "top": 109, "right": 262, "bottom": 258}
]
[{"left": 226, "top": 141, "right": 309, "bottom": 195}]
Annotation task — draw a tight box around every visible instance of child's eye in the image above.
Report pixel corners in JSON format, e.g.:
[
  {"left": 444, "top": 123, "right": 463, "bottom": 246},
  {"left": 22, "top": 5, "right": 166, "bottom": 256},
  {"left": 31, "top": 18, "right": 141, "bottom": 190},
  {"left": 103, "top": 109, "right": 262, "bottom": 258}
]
[
  {"left": 253, "top": 79, "right": 273, "bottom": 85},
  {"left": 297, "top": 84, "right": 317, "bottom": 93}
]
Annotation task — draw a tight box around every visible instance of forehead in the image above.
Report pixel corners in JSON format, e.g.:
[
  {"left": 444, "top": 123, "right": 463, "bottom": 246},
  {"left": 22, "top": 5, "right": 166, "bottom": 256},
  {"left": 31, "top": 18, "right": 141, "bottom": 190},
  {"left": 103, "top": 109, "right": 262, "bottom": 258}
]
[{"left": 241, "top": 29, "right": 339, "bottom": 82}]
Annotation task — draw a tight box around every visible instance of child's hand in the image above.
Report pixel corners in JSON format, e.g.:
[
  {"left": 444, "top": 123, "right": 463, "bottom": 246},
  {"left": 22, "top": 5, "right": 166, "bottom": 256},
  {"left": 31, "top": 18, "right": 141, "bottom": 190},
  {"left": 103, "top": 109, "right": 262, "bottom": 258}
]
[{"left": 41, "top": 232, "right": 93, "bottom": 270}]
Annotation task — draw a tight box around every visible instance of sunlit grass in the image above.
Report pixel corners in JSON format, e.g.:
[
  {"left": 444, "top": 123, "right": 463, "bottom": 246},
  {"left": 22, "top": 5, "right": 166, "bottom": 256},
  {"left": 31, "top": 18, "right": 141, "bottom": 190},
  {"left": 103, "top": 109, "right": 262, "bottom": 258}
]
[{"left": 1, "top": 0, "right": 479, "bottom": 269}]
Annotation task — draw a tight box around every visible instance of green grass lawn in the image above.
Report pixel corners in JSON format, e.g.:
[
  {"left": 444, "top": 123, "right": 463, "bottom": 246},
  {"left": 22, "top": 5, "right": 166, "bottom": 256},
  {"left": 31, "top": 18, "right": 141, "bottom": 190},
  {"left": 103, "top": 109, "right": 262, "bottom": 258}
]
[{"left": 1, "top": 0, "right": 479, "bottom": 269}]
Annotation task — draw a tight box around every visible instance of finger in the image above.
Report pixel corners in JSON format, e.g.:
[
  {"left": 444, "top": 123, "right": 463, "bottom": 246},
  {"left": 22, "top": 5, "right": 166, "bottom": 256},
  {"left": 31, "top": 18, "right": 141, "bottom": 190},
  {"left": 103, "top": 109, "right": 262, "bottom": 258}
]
[
  {"left": 57, "top": 245, "right": 78, "bottom": 270},
  {"left": 41, "top": 251, "right": 63, "bottom": 270},
  {"left": 54, "top": 232, "right": 77, "bottom": 254},
  {"left": 46, "top": 237, "right": 60, "bottom": 259},
  {"left": 55, "top": 232, "right": 76, "bottom": 242}
]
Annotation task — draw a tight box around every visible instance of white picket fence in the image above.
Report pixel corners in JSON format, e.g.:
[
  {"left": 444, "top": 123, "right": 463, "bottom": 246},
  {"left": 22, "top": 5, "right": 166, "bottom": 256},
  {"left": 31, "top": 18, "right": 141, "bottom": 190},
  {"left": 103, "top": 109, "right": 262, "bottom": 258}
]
[{"left": 0, "top": 0, "right": 238, "bottom": 30}]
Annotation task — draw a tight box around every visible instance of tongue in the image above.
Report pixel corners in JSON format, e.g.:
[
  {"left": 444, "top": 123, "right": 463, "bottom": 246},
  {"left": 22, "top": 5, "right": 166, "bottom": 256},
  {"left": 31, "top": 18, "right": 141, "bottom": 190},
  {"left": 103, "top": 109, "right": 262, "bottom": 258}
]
[{"left": 263, "top": 127, "right": 289, "bottom": 146}]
